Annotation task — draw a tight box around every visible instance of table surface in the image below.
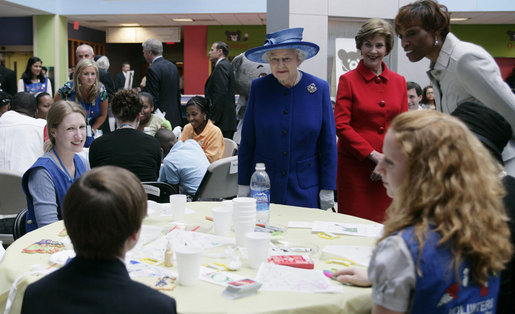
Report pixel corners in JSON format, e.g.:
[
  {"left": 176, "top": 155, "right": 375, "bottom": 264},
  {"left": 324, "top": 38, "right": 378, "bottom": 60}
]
[{"left": 0, "top": 202, "right": 377, "bottom": 314}]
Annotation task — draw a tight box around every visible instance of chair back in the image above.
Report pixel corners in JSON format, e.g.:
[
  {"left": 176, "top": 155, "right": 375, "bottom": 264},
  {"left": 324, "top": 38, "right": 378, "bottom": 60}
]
[
  {"left": 13, "top": 208, "right": 27, "bottom": 241},
  {"left": 193, "top": 156, "right": 238, "bottom": 201},
  {"left": 141, "top": 182, "right": 178, "bottom": 203},
  {"left": 0, "top": 169, "right": 26, "bottom": 244},
  {"left": 222, "top": 138, "right": 238, "bottom": 158}
]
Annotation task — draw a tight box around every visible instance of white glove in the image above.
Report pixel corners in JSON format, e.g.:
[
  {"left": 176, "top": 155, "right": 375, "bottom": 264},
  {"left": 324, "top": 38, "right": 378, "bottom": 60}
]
[
  {"left": 319, "top": 189, "right": 335, "bottom": 211},
  {"left": 238, "top": 185, "right": 250, "bottom": 197}
]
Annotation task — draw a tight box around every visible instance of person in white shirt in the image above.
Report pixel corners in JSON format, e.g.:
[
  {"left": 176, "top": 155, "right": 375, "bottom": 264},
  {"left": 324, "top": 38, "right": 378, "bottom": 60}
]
[{"left": 0, "top": 92, "right": 46, "bottom": 173}]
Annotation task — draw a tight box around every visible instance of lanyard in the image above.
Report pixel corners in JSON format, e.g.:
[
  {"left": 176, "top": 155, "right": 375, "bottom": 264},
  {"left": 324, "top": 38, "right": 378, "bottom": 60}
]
[{"left": 52, "top": 148, "right": 74, "bottom": 182}]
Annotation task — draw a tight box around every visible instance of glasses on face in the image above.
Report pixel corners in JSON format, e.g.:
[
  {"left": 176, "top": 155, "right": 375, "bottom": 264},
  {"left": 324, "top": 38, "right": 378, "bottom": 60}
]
[
  {"left": 426, "top": 91, "right": 434, "bottom": 95},
  {"left": 269, "top": 57, "right": 294, "bottom": 65}
]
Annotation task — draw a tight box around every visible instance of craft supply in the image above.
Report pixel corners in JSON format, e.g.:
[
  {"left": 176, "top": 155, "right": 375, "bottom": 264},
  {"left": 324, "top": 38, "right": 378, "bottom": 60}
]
[
  {"left": 164, "top": 241, "right": 173, "bottom": 267},
  {"left": 222, "top": 278, "right": 262, "bottom": 299},
  {"left": 268, "top": 255, "right": 314, "bottom": 269},
  {"left": 153, "top": 276, "right": 177, "bottom": 291},
  {"left": 22, "top": 239, "right": 65, "bottom": 254}
]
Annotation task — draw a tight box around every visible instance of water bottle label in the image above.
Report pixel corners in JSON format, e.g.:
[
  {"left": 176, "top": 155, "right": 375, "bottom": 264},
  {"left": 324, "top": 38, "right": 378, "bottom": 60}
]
[{"left": 251, "top": 189, "right": 270, "bottom": 212}]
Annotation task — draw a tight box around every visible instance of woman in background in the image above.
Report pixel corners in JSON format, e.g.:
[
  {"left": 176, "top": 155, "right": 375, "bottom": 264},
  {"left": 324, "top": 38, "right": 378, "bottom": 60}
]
[
  {"left": 22, "top": 101, "right": 89, "bottom": 232},
  {"left": 180, "top": 96, "right": 224, "bottom": 163},
  {"left": 17, "top": 56, "right": 52, "bottom": 94},
  {"left": 334, "top": 18, "right": 407, "bottom": 222},
  {"left": 55, "top": 58, "right": 108, "bottom": 147},
  {"left": 35, "top": 92, "right": 53, "bottom": 120},
  {"left": 420, "top": 85, "right": 435, "bottom": 110},
  {"left": 334, "top": 110, "right": 512, "bottom": 313}
]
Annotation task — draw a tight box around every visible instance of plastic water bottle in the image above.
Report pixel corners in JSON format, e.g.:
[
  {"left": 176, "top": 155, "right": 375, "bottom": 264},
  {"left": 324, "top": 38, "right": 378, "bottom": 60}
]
[{"left": 250, "top": 163, "right": 271, "bottom": 226}]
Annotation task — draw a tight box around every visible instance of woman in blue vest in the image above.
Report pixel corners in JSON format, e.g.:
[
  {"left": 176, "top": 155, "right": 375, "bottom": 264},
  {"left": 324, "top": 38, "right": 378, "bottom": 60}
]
[
  {"left": 17, "top": 56, "right": 52, "bottom": 94},
  {"left": 22, "top": 100, "right": 90, "bottom": 232},
  {"left": 55, "top": 58, "right": 108, "bottom": 147},
  {"left": 333, "top": 110, "right": 512, "bottom": 313}
]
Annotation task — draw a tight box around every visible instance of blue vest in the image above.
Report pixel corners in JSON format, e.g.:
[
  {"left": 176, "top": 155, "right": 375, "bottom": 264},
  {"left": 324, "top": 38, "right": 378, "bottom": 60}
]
[
  {"left": 23, "top": 77, "right": 48, "bottom": 94},
  {"left": 22, "top": 154, "right": 87, "bottom": 232},
  {"left": 401, "top": 227, "right": 499, "bottom": 313}
]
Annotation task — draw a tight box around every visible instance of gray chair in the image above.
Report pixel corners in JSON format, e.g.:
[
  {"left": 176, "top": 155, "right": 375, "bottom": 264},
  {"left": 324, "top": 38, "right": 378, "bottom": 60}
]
[
  {"left": 0, "top": 169, "right": 26, "bottom": 244},
  {"left": 193, "top": 156, "right": 238, "bottom": 201},
  {"left": 222, "top": 138, "right": 238, "bottom": 158},
  {"left": 141, "top": 182, "right": 178, "bottom": 203}
]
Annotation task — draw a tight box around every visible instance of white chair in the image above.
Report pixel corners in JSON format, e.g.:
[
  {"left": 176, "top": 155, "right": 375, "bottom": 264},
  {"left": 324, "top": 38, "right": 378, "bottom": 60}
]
[
  {"left": 222, "top": 138, "right": 238, "bottom": 158},
  {"left": 0, "top": 169, "right": 26, "bottom": 244},
  {"left": 193, "top": 156, "right": 238, "bottom": 201}
]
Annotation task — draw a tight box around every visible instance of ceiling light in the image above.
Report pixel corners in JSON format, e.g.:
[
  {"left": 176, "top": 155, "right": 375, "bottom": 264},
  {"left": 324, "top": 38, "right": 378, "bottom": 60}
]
[
  {"left": 173, "top": 18, "right": 193, "bottom": 22},
  {"left": 450, "top": 18, "right": 469, "bottom": 22},
  {"left": 120, "top": 23, "right": 140, "bottom": 27}
]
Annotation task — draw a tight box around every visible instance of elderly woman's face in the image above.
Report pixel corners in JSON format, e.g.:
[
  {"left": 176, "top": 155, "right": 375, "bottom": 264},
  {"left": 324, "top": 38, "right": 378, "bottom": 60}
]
[
  {"left": 268, "top": 49, "right": 300, "bottom": 87},
  {"left": 360, "top": 35, "right": 387, "bottom": 73},
  {"left": 397, "top": 25, "right": 436, "bottom": 62}
]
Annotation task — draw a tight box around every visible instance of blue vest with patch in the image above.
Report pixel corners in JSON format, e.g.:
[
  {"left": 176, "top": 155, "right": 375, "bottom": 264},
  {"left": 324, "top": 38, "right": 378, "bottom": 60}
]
[
  {"left": 22, "top": 155, "right": 87, "bottom": 232},
  {"left": 401, "top": 227, "right": 499, "bottom": 313}
]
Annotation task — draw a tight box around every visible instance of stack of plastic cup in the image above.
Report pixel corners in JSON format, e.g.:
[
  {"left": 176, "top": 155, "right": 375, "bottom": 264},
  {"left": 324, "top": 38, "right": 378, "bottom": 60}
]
[{"left": 231, "top": 197, "right": 257, "bottom": 247}]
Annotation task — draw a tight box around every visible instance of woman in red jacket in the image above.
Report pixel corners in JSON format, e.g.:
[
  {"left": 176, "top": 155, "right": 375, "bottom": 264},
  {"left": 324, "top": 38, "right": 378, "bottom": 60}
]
[{"left": 334, "top": 18, "right": 408, "bottom": 222}]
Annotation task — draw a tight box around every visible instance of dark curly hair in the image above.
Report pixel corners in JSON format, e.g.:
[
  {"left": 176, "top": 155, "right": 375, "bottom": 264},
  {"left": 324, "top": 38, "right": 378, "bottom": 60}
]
[
  {"left": 112, "top": 89, "right": 143, "bottom": 122},
  {"left": 394, "top": 0, "right": 450, "bottom": 40},
  {"left": 186, "top": 95, "right": 211, "bottom": 115}
]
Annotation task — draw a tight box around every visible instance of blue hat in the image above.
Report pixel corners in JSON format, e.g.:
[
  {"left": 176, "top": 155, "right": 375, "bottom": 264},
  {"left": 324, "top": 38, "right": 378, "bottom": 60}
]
[{"left": 245, "top": 28, "right": 320, "bottom": 63}]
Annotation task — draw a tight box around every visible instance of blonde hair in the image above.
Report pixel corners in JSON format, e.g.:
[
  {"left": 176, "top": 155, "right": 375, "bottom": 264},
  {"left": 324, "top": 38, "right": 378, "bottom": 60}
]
[
  {"left": 381, "top": 110, "right": 511, "bottom": 284},
  {"left": 73, "top": 59, "right": 100, "bottom": 106},
  {"left": 355, "top": 18, "right": 394, "bottom": 55},
  {"left": 46, "top": 100, "right": 86, "bottom": 152}
]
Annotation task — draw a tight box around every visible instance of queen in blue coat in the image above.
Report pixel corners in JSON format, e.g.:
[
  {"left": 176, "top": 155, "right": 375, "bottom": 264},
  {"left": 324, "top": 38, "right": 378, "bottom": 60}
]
[{"left": 238, "top": 28, "right": 336, "bottom": 210}]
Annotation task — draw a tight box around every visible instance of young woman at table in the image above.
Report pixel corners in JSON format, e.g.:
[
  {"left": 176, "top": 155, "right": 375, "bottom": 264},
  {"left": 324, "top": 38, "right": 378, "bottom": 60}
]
[
  {"left": 21, "top": 166, "right": 177, "bottom": 313},
  {"left": 22, "top": 100, "right": 90, "bottom": 232},
  {"left": 333, "top": 110, "right": 512, "bottom": 313},
  {"left": 17, "top": 56, "right": 52, "bottom": 94},
  {"left": 55, "top": 58, "right": 108, "bottom": 147},
  {"left": 180, "top": 96, "right": 224, "bottom": 163}
]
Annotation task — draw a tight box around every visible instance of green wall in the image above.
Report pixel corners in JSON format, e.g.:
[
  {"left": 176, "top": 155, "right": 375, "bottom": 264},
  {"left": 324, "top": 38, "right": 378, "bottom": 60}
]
[
  {"left": 35, "top": 15, "right": 68, "bottom": 87},
  {"left": 451, "top": 24, "right": 515, "bottom": 57},
  {"left": 207, "top": 25, "right": 266, "bottom": 57}
]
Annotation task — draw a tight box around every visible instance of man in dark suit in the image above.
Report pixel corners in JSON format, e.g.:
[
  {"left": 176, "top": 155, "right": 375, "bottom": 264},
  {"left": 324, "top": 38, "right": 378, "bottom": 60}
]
[
  {"left": 0, "top": 53, "right": 17, "bottom": 96},
  {"left": 114, "top": 61, "right": 136, "bottom": 91},
  {"left": 142, "top": 38, "right": 182, "bottom": 128},
  {"left": 205, "top": 41, "right": 236, "bottom": 139},
  {"left": 21, "top": 166, "right": 177, "bottom": 314}
]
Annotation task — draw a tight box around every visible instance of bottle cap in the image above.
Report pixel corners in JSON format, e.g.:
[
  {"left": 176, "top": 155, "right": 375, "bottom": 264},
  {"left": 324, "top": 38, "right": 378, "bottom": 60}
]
[{"left": 255, "top": 163, "right": 265, "bottom": 170}]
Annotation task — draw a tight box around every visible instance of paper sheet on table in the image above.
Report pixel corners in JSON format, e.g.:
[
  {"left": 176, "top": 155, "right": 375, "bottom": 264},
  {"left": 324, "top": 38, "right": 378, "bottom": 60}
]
[
  {"left": 256, "top": 263, "right": 343, "bottom": 293},
  {"left": 147, "top": 200, "right": 195, "bottom": 217},
  {"left": 127, "top": 259, "right": 177, "bottom": 278},
  {"left": 287, "top": 221, "right": 314, "bottom": 229},
  {"left": 128, "top": 230, "right": 235, "bottom": 262},
  {"left": 321, "top": 245, "right": 374, "bottom": 266},
  {"left": 312, "top": 221, "right": 383, "bottom": 238},
  {"left": 199, "top": 266, "right": 247, "bottom": 286}
]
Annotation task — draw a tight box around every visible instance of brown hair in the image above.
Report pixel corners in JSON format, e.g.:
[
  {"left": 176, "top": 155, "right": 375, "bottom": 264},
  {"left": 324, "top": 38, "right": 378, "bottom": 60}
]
[
  {"left": 394, "top": 0, "right": 450, "bottom": 40},
  {"left": 46, "top": 100, "right": 86, "bottom": 151},
  {"left": 355, "top": 18, "right": 394, "bottom": 55},
  {"left": 381, "top": 110, "right": 512, "bottom": 284},
  {"left": 63, "top": 166, "right": 147, "bottom": 260}
]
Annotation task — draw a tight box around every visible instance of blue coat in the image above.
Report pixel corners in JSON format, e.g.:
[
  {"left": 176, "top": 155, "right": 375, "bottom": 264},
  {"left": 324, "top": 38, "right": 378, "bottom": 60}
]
[{"left": 238, "top": 72, "right": 336, "bottom": 208}]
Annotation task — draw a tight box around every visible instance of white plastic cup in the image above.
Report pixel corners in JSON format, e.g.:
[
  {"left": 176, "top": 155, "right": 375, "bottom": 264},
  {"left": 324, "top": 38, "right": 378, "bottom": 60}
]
[
  {"left": 234, "top": 221, "right": 256, "bottom": 247},
  {"left": 222, "top": 200, "right": 233, "bottom": 208},
  {"left": 170, "top": 194, "right": 187, "bottom": 222},
  {"left": 232, "top": 197, "right": 256, "bottom": 209},
  {"left": 175, "top": 246, "right": 203, "bottom": 286},
  {"left": 245, "top": 232, "right": 271, "bottom": 269},
  {"left": 212, "top": 207, "right": 233, "bottom": 236}
]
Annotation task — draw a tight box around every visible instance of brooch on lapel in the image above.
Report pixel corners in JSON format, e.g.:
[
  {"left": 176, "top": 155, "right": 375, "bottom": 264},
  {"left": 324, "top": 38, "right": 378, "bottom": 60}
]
[{"left": 307, "top": 83, "right": 317, "bottom": 94}]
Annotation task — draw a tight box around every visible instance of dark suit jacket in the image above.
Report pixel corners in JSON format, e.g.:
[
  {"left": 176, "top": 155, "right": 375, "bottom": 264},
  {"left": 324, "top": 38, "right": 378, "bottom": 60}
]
[
  {"left": 0, "top": 65, "right": 17, "bottom": 96},
  {"left": 144, "top": 57, "right": 182, "bottom": 128},
  {"left": 114, "top": 71, "right": 136, "bottom": 91},
  {"left": 99, "top": 69, "right": 115, "bottom": 102},
  {"left": 205, "top": 58, "right": 236, "bottom": 133},
  {"left": 21, "top": 257, "right": 177, "bottom": 314}
]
